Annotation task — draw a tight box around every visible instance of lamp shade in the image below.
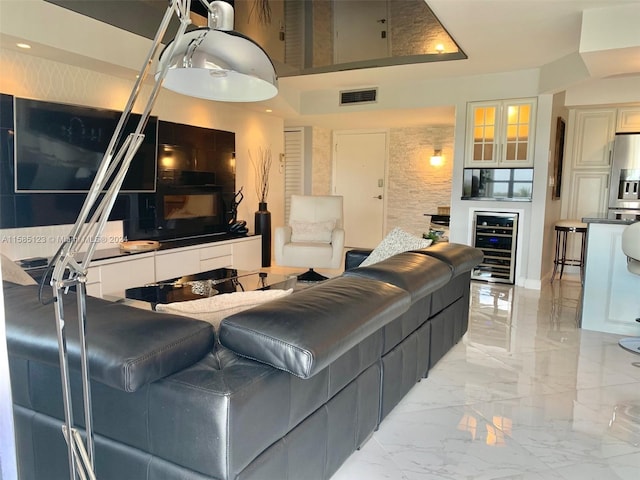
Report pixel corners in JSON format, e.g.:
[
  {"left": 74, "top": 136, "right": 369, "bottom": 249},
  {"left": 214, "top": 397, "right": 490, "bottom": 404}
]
[{"left": 158, "top": 28, "right": 278, "bottom": 102}]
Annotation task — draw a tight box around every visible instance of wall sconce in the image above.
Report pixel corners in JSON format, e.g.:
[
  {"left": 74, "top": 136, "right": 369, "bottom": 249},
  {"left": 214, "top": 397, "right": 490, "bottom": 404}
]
[
  {"left": 435, "top": 44, "right": 445, "bottom": 54},
  {"left": 230, "top": 152, "right": 236, "bottom": 173},
  {"left": 430, "top": 149, "right": 444, "bottom": 166},
  {"left": 160, "top": 145, "right": 175, "bottom": 168}
]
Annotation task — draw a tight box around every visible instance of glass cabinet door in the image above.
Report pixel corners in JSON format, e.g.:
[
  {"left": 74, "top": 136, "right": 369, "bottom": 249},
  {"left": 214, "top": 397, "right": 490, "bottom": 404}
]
[
  {"left": 502, "top": 101, "right": 534, "bottom": 166},
  {"left": 465, "top": 99, "right": 536, "bottom": 168},
  {"left": 468, "top": 103, "right": 499, "bottom": 166}
]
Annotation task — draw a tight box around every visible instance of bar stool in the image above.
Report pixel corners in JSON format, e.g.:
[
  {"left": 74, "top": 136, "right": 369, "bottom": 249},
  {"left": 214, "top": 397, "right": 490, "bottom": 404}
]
[{"left": 551, "top": 219, "right": 587, "bottom": 283}]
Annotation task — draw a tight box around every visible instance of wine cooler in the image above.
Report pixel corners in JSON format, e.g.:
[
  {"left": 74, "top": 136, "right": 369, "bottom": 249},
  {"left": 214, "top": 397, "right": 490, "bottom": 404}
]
[{"left": 472, "top": 211, "right": 519, "bottom": 284}]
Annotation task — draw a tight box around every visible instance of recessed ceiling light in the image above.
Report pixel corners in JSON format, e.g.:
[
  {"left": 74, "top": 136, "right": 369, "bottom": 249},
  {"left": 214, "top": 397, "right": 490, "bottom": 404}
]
[
  {"left": 265, "top": 109, "right": 272, "bottom": 113},
  {"left": 16, "top": 43, "right": 31, "bottom": 49}
]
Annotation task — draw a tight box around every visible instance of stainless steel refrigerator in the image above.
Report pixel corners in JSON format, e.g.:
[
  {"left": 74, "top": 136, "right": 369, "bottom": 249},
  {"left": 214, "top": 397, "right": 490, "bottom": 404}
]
[{"left": 609, "top": 133, "right": 640, "bottom": 216}]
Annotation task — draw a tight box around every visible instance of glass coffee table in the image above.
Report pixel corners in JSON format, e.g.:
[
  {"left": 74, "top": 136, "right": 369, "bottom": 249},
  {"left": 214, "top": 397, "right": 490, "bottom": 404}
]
[{"left": 125, "top": 268, "right": 297, "bottom": 308}]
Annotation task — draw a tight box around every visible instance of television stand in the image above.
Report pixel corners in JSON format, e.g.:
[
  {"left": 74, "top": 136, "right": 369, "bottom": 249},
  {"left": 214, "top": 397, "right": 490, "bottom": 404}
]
[{"left": 76, "top": 235, "right": 263, "bottom": 299}]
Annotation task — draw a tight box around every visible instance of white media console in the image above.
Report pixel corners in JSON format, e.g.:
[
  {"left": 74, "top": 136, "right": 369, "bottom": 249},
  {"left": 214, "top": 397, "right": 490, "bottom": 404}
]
[{"left": 84, "top": 235, "right": 262, "bottom": 299}]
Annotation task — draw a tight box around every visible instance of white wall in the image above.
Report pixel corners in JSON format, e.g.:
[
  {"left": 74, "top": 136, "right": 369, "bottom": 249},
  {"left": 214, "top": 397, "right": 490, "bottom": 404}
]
[{"left": 565, "top": 77, "right": 640, "bottom": 107}]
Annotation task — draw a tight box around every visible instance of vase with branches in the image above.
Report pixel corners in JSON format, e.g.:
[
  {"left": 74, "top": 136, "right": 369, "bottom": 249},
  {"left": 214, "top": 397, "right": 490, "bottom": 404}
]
[
  {"left": 250, "top": 146, "right": 272, "bottom": 210},
  {"left": 250, "top": 146, "right": 272, "bottom": 266}
]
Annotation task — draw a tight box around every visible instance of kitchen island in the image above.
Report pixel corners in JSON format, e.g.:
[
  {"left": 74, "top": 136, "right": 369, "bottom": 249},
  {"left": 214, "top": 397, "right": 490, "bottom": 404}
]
[{"left": 581, "top": 213, "right": 640, "bottom": 335}]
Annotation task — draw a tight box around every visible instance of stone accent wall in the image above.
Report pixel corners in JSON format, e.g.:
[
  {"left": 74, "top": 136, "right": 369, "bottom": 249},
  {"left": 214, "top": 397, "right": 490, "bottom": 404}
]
[
  {"left": 389, "top": 1, "right": 459, "bottom": 56},
  {"left": 311, "top": 127, "right": 332, "bottom": 195},
  {"left": 387, "top": 126, "right": 454, "bottom": 237},
  {"left": 312, "top": 1, "right": 333, "bottom": 67}
]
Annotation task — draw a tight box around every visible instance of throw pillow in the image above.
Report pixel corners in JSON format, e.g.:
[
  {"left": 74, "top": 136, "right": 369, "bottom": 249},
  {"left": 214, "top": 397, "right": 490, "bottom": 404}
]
[
  {"left": 1, "top": 253, "right": 37, "bottom": 286},
  {"left": 155, "top": 288, "right": 294, "bottom": 331},
  {"left": 290, "top": 219, "right": 336, "bottom": 243},
  {"left": 360, "top": 227, "right": 432, "bottom": 267}
]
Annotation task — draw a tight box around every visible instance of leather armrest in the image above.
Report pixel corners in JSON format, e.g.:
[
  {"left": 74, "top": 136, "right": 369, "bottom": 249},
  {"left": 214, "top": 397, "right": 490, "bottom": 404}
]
[
  {"left": 345, "top": 249, "right": 372, "bottom": 270},
  {"left": 4, "top": 284, "right": 214, "bottom": 392},
  {"left": 274, "top": 225, "right": 292, "bottom": 266},
  {"left": 413, "top": 242, "right": 484, "bottom": 276}
]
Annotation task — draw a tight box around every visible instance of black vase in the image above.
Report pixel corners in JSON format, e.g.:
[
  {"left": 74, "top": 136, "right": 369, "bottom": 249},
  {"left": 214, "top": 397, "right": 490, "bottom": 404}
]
[{"left": 254, "top": 202, "right": 271, "bottom": 267}]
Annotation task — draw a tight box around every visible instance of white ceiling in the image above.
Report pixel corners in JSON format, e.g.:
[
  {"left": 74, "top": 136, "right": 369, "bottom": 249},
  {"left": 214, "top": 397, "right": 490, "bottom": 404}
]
[
  {"left": 2, "top": 0, "right": 640, "bottom": 129},
  {"left": 278, "top": 0, "right": 640, "bottom": 128}
]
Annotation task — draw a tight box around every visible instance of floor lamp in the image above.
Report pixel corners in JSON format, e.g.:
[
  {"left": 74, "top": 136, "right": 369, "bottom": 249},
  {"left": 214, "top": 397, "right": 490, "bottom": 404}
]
[{"left": 46, "top": 1, "right": 277, "bottom": 478}]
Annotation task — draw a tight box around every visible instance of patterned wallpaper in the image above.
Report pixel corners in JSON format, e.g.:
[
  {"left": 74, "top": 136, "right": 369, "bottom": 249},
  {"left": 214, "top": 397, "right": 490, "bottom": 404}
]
[{"left": 0, "top": 49, "right": 135, "bottom": 110}]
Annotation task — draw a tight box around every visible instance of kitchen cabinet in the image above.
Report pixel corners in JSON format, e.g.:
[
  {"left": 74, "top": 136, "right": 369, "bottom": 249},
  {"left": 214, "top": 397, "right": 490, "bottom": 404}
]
[
  {"left": 570, "top": 108, "right": 616, "bottom": 169},
  {"left": 565, "top": 172, "right": 610, "bottom": 224},
  {"left": 561, "top": 105, "right": 640, "bottom": 265},
  {"left": 616, "top": 106, "right": 640, "bottom": 133},
  {"left": 465, "top": 98, "right": 536, "bottom": 168},
  {"left": 562, "top": 108, "right": 616, "bottom": 221},
  {"left": 560, "top": 108, "right": 617, "bottom": 262}
]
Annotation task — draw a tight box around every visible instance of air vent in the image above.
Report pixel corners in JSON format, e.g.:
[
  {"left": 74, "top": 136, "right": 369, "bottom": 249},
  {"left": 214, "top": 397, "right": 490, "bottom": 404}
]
[{"left": 340, "top": 88, "right": 378, "bottom": 106}]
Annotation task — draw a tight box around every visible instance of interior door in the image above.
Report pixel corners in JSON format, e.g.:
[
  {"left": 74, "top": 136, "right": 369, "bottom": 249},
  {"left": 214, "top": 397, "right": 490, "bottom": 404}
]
[
  {"left": 333, "top": 131, "right": 386, "bottom": 248},
  {"left": 333, "top": 0, "right": 389, "bottom": 64}
]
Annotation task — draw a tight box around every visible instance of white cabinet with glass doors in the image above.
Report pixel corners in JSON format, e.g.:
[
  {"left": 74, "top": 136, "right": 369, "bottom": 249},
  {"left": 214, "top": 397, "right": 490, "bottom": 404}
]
[{"left": 465, "top": 99, "right": 537, "bottom": 168}]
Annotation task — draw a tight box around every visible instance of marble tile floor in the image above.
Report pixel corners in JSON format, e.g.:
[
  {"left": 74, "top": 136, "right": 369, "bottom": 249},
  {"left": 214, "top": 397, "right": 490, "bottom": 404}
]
[{"left": 327, "top": 276, "right": 640, "bottom": 480}]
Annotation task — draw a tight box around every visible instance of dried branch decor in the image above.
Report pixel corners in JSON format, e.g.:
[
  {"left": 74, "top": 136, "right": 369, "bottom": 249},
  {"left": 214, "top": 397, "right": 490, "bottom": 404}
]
[{"left": 250, "top": 146, "right": 272, "bottom": 204}]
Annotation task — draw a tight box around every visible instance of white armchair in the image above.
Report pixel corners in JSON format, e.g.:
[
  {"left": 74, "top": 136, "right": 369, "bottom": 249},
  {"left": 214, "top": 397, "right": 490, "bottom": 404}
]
[
  {"left": 619, "top": 221, "right": 640, "bottom": 355},
  {"left": 274, "top": 195, "right": 344, "bottom": 281}
]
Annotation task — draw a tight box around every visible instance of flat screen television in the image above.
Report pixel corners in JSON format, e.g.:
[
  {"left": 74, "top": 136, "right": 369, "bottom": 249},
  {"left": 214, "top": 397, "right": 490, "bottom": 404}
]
[{"left": 14, "top": 97, "right": 157, "bottom": 193}]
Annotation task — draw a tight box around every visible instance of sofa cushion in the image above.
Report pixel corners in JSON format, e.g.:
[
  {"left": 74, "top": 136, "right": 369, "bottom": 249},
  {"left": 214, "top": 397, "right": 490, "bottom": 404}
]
[
  {"left": 344, "top": 252, "right": 452, "bottom": 302},
  {"left": 414, "top": 242, "right": 484, "bottom": 276},
  {"left": 219, "top": 275, "right": 411, "bottom": 378},
  {"left": 4, "top": 283, "right": 215, "bottom": 392}
]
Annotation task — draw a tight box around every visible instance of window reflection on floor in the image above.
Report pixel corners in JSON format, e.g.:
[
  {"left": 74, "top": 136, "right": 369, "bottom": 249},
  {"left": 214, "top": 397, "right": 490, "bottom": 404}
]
[{"left": 468, "top": 275, "right": 584, "bottom": 352}]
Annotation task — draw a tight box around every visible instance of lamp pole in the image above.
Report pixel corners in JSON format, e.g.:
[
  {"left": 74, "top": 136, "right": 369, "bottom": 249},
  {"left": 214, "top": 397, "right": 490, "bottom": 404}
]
[
  {"left": 49, "top": 2, "right": 192, "bottom": 478},
  {"left": 47, "top": 0, "right": 277, "bottom": 476}
]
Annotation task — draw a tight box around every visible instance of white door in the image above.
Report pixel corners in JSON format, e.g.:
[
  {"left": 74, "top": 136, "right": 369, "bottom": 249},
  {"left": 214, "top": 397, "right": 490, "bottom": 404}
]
[
  {"left": 334, "top": 131, "right": 386, "bottom": 248},
  {"left": 334, "top": 0, "right": 389, "bottom": 64}
]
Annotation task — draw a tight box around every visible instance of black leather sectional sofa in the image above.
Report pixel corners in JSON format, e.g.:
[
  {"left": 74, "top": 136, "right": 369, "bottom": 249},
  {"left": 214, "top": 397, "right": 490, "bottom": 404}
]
[{"left": 5, "top": 242, "right": 482, "bottom": 480}]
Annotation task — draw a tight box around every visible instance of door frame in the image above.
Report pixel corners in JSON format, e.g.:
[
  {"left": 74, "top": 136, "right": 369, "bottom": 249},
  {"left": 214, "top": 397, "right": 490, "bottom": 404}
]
[{"left": 332, "top": 128, "right": 389, "bottom": 247}]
